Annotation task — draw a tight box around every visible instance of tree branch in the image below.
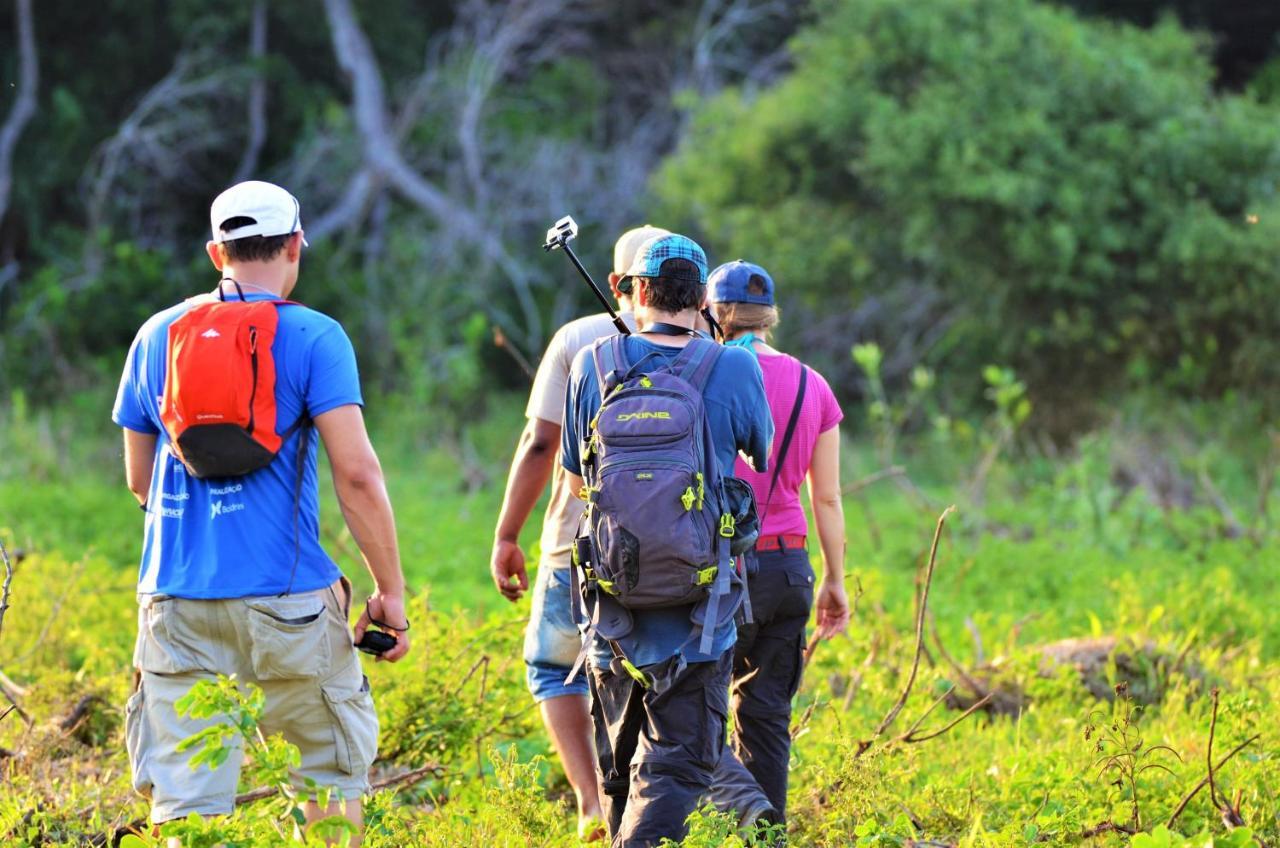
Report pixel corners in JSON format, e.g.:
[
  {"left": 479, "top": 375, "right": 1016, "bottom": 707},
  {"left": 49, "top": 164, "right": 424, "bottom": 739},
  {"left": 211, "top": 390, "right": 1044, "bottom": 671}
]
[
  {"left": 0, "top": 539, "right": 12, "bottom": 644},
  {"left": 0, "top": 0, "right": 38, "bottom": 224},
  {"left": 320, "top": 0, "right": 543, "bottom": 346},
  {"left": 856, "top": 505, "right": 956, "bottom": 757},
  {"left": 1166, "top": 732, "right": 1260, "bottom": 830},
  {"left": 231, "top": 0, "right": 269, "bottom": 184}
]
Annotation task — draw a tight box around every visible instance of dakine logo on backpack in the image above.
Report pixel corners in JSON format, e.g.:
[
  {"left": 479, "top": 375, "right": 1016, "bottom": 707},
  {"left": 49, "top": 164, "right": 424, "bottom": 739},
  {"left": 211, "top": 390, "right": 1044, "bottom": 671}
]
[{"left": 160, "top": 284, "right": 309, "bottom": 479}]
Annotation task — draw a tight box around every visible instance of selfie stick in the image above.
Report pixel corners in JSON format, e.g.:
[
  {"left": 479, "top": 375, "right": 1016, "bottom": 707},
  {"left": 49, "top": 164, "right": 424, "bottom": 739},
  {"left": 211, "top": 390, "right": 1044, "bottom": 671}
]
[{"left": 543, "top": 215, "right": 631, "bottom": 336}]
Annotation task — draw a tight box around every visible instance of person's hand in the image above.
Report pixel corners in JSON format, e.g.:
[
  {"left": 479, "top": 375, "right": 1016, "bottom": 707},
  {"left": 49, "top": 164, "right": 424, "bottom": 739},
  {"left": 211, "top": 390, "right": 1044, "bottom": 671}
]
[
  {"left": 815, "top": 580, "right": 850, "bottom": 640},
  {"left": 491, "top": 538, "right": 529, "bottom": 602},
  {"left": 354, "top": 592, "right": 411, "bottom": 663}
]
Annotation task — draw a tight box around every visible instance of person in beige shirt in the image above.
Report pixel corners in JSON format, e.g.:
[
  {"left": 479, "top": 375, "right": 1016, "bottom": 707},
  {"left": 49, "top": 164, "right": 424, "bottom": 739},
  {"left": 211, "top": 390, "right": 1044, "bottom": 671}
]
[{"left": 490, "top": 225, "right": 666, "bottom": 839}]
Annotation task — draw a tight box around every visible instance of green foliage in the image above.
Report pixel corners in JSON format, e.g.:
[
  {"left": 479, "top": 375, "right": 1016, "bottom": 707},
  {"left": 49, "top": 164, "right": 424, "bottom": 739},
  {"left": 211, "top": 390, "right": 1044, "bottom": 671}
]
[
  {"left": 2, "top": 398, "right": 1280, "bottom": 845},
  {"left": 657, "top": 0, "right": 1280, "bottom": 418}
]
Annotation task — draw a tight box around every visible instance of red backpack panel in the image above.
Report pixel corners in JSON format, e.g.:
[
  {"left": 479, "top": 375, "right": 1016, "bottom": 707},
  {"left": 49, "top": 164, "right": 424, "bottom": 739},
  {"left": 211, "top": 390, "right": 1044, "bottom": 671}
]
[{"left": 160, "top": 297, "right": 300, "bottom": 478}]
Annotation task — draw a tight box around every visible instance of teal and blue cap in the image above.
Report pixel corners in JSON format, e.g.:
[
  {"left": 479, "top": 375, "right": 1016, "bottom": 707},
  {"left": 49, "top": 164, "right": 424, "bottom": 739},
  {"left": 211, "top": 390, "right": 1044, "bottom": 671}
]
[
  {"left": 707, "top": 260, "right": 775, "bottom": 306},
  {"left": 624, "top": 233, "right": 709, "bottom": 285}
]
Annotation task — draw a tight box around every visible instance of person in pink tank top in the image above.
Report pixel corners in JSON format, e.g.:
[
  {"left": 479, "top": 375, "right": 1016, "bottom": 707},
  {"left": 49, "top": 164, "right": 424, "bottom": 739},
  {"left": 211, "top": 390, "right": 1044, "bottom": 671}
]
[{"left": 704, "top": 260, "right": 850, "bottom": 830}]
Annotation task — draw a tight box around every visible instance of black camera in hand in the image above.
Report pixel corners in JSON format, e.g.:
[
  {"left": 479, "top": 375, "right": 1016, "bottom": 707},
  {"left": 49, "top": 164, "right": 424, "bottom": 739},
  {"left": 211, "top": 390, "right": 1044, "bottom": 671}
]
[{"left": 355, "top": 630, "right": 397, "bottom": 656}]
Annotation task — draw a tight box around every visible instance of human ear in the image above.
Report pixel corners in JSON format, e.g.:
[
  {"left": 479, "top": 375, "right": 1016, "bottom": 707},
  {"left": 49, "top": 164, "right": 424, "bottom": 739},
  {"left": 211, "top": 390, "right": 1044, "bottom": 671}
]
[{"left": 206, "top": 241, "right": 225, "bottom": 271}]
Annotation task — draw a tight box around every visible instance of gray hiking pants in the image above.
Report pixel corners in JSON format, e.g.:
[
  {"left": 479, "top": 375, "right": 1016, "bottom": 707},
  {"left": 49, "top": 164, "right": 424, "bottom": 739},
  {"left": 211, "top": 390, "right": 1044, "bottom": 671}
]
[
  {"left": 709, "top": 546, "right": 815, "bottom": 823},
  {"left": 589, "top": 650, "right": 733, "bottom": 847}
]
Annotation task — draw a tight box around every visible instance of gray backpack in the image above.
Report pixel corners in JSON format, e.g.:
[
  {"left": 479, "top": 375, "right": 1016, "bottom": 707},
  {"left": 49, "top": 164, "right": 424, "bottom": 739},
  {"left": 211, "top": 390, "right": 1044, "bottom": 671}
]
[{"left": 566, "top": 335, "right": 749, "bottom": 688}]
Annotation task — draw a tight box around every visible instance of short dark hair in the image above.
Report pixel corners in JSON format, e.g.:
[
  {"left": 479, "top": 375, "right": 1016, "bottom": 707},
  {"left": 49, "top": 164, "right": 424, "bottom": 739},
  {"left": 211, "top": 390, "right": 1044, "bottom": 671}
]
[
  {"left": 218, "top": 216, "right": 291, "bottom": 263},
  {"left": 638, "top": 258, "right": 705, "bottom": 313}
]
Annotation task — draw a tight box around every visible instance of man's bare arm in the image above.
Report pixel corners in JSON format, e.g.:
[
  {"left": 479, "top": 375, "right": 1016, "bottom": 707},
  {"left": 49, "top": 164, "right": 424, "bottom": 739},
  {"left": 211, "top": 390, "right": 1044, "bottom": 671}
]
[
  {"left": 123, "top": 429, "right": 158, "bottom": 505},
  {"left": 314, "top": 404, "right": 410, "bottom": 663},
  {"left": 490, "top": 417, "right": 561, "bottom": 601}
]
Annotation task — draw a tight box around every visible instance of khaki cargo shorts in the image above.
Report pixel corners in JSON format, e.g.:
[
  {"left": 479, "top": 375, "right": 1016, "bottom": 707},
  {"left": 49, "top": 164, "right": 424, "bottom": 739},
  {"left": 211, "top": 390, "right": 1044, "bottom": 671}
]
[{"left": 125, "top": 578, "right": 378, "bottom": 823}]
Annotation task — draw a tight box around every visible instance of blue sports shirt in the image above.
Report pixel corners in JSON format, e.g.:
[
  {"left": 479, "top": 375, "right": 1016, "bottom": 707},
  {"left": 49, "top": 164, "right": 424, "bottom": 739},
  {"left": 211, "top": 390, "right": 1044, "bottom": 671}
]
[
  {"left": 562, "top": 336, "right": 774, "bottom": 666},
  {"left": 112, "top": 291, "right": 362, "bottom": 598}
]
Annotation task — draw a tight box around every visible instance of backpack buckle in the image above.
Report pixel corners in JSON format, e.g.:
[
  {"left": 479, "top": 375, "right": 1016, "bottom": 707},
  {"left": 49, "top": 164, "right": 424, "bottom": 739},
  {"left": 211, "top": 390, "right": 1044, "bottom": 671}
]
[
  {"left": 719, "top": 513, "right": 736, "bottom": 538},
  {"left": 695, "top": 565, "right": 718, "bottom": 586}
]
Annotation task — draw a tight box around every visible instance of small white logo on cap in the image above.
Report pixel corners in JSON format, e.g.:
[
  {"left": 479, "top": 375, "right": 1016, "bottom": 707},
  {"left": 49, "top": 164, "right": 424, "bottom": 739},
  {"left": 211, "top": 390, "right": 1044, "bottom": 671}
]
[{"left": 201, "top": 328, "right": 221, "bottom": 339}]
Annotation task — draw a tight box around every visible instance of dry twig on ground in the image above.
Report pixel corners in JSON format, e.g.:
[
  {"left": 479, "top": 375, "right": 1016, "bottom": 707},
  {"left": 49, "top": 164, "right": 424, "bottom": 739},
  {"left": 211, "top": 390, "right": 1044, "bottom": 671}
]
[
  {"left": 854, "top": 505, "right": 955, "bottom": 757},
  {"left": 1166, "top": 688, "right": 1262, "bottom": 834},
  {"left": 0, "top": 540, "right": 13, "bottom": 644}
]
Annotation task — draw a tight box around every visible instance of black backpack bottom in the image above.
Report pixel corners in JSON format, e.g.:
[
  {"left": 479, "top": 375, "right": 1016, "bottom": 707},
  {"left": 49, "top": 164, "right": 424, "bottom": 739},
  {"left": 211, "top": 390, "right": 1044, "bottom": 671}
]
[{"left": 176, "top": 424, "right": 276, "bottom": 479}]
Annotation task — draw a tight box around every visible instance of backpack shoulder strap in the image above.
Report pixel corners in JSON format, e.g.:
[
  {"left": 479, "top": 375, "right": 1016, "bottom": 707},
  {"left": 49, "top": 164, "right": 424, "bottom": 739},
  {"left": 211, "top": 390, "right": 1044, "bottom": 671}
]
[
  {"left": 673, "top": 338, "right": 724, "bottom": 393},
  {"left": 592, "top": 335, "right": 630, "bottom": 396},
  {"left": 762, "top": 361, "right": 808, "bottom": 519}
]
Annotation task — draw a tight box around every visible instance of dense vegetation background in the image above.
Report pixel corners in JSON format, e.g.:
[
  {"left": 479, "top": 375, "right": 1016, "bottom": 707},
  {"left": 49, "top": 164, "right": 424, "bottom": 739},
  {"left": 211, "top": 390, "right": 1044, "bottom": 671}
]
[{"left": 1, "top": 1, "right": 1278, "bottom": 846}]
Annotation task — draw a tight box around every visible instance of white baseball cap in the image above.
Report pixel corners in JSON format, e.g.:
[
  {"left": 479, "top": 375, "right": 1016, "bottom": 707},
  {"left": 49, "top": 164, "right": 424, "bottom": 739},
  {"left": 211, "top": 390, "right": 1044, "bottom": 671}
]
[
  {"left": 209, "top": 180, "right": 308, "bottom": 245},
  {"left": 613, "top": 225, "right": 670, "bottom": 276}
]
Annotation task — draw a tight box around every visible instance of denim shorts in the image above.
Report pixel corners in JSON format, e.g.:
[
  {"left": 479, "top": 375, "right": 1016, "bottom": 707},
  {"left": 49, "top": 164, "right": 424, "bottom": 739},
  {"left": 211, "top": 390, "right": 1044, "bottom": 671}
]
[{"left": 523, "top": 562, "right": 589, "bottom": 702}]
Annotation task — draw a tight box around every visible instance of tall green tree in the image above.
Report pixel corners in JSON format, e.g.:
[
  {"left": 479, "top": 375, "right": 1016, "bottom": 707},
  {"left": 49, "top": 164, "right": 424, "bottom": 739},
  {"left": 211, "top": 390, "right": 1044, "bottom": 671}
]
[{"left": 656, "top": 0, "right": 1280, "bottom": 423}]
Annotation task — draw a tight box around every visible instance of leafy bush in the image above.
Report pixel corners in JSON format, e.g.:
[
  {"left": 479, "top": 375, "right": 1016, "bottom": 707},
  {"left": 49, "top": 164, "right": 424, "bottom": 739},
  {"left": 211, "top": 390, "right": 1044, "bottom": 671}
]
[{"left": 656, "top": 0, "right": 1280, "bottom": 422}]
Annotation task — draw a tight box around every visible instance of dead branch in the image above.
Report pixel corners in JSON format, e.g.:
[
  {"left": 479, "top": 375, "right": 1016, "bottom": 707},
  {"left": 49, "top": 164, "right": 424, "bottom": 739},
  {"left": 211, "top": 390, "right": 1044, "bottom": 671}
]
[
  {"left": 58, "top": 694, "right": 101, "bottom": 734},
  {"left": 0, "top": 678, "right": 30, "bottom": 726},
  {"left": 0, "top": 0, "right": 38, "bottom": 224},
  {"left": 841, "top": 466, "right": 907, "bottom": 495},
  {"left": 1166, "top": 733, "right": 1261, "bottom": 830},
  {"left": 855, "top": 505, "right": 955, "bottom": 757},
  {"left": 929, "top": 615, "right": 990, "bottom": 701},
  {"left": 80, "top": 49, "right": 245, "bottom": 275},
  {"left": 1207, "top": 688, "right": 1222, "bottom": 810},
  {"left": 0, "top": 539, "right": 13, "bottom": 644},
  {"left": 842, "top": 631, "right": 880, "bottom": 711},
  {"left": 964, "top": 617, "right": 985, "bottom": 665},
  {"left": 231, "top": 0, "right": 269, "bottom": 183},
  {"left": 1250, "top": 431, "right": 1278, "bottom": 540},
  {"left": 1198, "top": 470, "right": 1245, "bottom": 539},
  {"left": 320, "top": 0, "right": 544, "bottom": 347},
  {"left": 1080, "top": 821, "right": 1136, "bottom": 838},
  {"left": 493, "top": 325, "right": 535, "bottom": 381},
  {"left": 896, "top": 692, "right": 993, "bottom": 745}
]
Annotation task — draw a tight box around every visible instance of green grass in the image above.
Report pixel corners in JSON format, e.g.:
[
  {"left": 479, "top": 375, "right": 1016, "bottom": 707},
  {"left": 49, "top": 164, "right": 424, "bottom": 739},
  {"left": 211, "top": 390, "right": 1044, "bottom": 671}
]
[{"left": 0, "top": 391, "right": 1277, "bottom": 846}]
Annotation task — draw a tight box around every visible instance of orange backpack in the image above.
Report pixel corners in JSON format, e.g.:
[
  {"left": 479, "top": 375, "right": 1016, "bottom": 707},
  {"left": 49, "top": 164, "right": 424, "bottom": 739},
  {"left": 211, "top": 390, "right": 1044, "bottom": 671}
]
[{"left": 160, "top": 286, "right": 306, "bottom": 478}]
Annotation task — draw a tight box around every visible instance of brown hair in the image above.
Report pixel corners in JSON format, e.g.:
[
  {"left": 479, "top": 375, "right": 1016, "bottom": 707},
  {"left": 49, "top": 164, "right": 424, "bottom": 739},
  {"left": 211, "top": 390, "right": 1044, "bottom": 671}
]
[
  {"left": 714, "top": 302, "right": 780, "bottom": 339},
  {"left": 218, "top": 216, "right": 292, "bottom": 263},
  {"left": 637, "top": 258, "right": 706, "bottom": 313}
]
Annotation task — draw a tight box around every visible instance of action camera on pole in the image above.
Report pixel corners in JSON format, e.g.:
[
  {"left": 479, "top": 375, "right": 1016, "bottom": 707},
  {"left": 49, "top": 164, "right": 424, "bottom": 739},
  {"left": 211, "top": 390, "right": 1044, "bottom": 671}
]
[{"left": 543, "top": 215, "right": 632, "bottom": 336}]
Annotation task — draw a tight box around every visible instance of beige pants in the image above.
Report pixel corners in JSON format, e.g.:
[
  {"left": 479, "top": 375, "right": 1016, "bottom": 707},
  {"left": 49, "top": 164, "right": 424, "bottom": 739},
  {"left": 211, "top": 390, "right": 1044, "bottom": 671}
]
[{"left": 126, "top": 578, "right": 379, "bottom": 823}]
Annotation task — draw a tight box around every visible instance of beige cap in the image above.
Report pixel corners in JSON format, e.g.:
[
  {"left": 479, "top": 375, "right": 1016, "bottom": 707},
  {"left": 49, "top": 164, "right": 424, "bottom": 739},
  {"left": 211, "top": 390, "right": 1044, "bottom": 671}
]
[{"left": 613, "top": 225, "right": 670, "bottom": 276}]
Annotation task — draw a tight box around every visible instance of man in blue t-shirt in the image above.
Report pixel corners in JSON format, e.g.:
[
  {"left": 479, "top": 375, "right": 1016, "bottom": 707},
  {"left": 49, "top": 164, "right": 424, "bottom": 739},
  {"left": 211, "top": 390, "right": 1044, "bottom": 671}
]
[
  {"left": 561, "top": 234, "right": 773, "bottom": 845},
  {"left": 113, "top": 180, "right": 410, "bottom": 842}
]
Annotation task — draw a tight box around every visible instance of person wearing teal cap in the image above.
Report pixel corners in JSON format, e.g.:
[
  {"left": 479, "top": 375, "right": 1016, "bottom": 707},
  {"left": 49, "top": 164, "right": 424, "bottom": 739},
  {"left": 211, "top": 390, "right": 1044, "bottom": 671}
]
[{"left": 705, "top": 259, "right": 851, "bottom": 830}]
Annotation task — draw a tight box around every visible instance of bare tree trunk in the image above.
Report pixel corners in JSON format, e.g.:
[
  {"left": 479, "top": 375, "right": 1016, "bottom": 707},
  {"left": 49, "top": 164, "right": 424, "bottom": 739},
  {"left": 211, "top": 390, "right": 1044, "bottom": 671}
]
[
  {"left": 231, "top": 0, "right": 269, "bottom": 184},
  {"left": 319, "top": 0, "right": 542, "bottom": 346},
  {"left": 0, "top": 0, "right": 38, "bottom": 226}
]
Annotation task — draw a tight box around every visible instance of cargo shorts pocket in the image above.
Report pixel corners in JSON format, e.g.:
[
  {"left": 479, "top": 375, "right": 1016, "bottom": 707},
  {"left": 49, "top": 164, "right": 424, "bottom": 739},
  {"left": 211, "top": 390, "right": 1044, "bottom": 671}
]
[
  {"left": 125, "top": 686, "right": 153, "bottom": 797},
  {"left": 322, "top": 676, "right": 379, "bottom": 777},
  {"left": 245, "top": 595, "right": 331, "bottom": 680},
  {"left": 134, "top": 598, "right": 202, "bottom": 674}
]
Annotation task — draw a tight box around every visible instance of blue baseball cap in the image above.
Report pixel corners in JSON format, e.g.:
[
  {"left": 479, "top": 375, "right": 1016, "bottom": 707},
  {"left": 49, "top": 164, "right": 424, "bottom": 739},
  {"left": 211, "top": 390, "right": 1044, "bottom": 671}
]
[
  {"left": 623, "top": 233, "right": 708, "bottom": 284},
  {"left": 707, "top": 260, "right": 775, "bottom": 306}
]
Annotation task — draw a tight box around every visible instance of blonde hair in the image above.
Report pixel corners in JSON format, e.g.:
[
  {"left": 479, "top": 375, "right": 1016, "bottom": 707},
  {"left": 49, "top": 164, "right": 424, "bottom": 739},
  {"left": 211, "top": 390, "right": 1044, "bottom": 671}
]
[{"left": 714, "top": 302, "right": 780, "bottom": 339}]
